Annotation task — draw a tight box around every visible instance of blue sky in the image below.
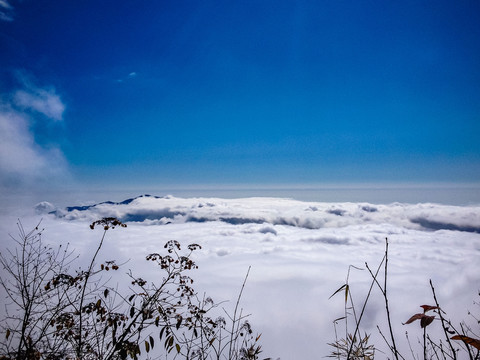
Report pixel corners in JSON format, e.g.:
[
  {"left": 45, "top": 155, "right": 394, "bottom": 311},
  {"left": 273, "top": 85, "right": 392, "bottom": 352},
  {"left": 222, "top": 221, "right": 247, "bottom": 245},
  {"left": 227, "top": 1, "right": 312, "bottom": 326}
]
[{"left": 1, "top": 0, "right": 480, "bottom": 189}]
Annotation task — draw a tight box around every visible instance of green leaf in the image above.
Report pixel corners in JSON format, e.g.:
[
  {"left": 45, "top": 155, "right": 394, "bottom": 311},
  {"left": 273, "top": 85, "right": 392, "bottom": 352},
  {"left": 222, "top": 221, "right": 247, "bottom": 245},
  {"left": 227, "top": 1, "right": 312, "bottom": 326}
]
[
  {"left": 165, "top": 335, "right": 174, "bottom": 349},
  {"left": 176, "top": 315, "right": 182, "bottom": 330},
  {"left": 345, "top": 284, "right": 349, "bottom": 304},
  {"left": 159, "top": 326, "right": 166, "bottom": 340},
  {"left": 145, "top": 340, "right": 150, "bottom": 353},
  {"left": 176, "top": 343, "right": 181, "bottom": 353}
]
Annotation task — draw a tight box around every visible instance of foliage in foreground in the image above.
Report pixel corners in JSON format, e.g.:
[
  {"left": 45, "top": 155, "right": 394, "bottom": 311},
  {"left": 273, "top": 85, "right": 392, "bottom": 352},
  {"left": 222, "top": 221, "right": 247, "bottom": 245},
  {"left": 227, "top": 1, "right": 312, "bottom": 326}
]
[
  {"left": 0, "top": 218, "right": 269, "bottom": 360},
  {"left": 328, "top": 239, "right": 480, "bottom": 360}
]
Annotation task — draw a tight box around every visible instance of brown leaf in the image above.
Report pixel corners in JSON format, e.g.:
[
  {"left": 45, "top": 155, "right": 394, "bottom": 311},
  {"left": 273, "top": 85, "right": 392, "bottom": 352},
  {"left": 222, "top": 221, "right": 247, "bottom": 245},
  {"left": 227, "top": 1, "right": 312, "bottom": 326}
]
[
  {"left": 420, "top": 315, "right": 435, "bottom": 328},
  {"left": 420, "top": 305, "right": 439, "bottom": 313},
  {"left": 451, "top": 335, "right": 480, "bottom": 350},
  {"left": 403, "top": 314, "right": 435, "bottom": 328},
  {"left": 403, "top": 313, "right": 424, "bottom": 325}
]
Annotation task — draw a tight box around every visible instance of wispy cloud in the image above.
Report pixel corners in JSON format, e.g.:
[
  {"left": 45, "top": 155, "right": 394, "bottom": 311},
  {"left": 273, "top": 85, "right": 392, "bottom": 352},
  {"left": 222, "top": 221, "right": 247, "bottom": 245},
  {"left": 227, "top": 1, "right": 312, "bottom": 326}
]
[
  {"left": 13, "top": 74, "right": 65, "bottom": 121},
  {"left": 0, "top": 0, "right": 13, "bottom": 22},
  {"left": 116, "top": 71, "right": 138, "bottom": 83},
  {"left": 0, "top": 75, "right": 69, "bottom": 190}
]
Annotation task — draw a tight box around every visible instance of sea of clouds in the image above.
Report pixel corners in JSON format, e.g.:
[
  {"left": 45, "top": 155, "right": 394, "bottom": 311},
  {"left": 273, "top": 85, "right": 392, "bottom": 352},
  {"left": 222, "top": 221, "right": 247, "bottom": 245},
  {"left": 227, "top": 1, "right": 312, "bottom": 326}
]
[{"left": 1, "top": 194, "right": 479, "bottom": 359}]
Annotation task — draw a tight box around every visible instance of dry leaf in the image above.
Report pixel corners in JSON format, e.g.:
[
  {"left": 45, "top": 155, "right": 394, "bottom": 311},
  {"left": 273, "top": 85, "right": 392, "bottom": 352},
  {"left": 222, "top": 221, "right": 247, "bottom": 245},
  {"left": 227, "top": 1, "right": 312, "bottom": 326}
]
[
  {"left": 420, "top": 315, "right": 435, "bottom": 328},
  {"left": 451, "top": 335, "right": 480, "bottom": 350},
  {"left": 420, "top": 305, "right": 439, "bottom": 313},
  {"left": 403, "top": 313, "right": 435, "bottom": 328},
  {"left": 403, "top": 313, "right": 424, "bottom": 325}
]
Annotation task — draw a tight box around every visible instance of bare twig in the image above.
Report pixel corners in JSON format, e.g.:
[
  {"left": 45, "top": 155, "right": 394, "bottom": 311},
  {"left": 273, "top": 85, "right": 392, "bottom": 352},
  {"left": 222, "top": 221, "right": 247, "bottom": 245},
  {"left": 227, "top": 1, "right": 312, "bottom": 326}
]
[
  {"left": 429, "top": 280, "right": 458, "bottom": 360},
  {"left": 347, "top": 253, "right": 385, "bottom": 359},
  {"left": 228, "top": 266, "right": 251, "bottom": 360}
]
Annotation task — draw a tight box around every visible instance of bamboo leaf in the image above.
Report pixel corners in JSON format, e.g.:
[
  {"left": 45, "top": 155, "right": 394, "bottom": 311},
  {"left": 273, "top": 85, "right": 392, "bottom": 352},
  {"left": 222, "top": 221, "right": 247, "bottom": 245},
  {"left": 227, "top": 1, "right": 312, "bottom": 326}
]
[{"left": 329, "top": 284, "right": 347, "bottom": 299}]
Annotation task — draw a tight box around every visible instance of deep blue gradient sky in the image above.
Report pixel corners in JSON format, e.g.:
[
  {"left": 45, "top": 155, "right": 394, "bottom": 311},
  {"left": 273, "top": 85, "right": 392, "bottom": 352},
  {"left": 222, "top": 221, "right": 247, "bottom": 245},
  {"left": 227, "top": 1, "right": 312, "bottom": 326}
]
[{"left": 1, "top": 0, "right": 480, "bottom": 188}]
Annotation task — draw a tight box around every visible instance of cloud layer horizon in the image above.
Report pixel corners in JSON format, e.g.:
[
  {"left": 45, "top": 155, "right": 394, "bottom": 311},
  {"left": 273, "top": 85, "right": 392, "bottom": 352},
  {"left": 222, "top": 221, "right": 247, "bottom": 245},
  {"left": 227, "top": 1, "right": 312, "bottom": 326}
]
[{"left": 1, "top": 194, "right": 475, "bottom": 359}]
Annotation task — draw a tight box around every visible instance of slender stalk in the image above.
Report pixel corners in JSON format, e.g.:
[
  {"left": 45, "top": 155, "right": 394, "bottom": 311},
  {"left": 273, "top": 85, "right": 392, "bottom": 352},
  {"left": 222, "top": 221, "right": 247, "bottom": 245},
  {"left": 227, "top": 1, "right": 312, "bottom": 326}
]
[
  {"left": 347, "top": 255, "right": 384, "bottom": 359},
  {"left": 383, "top": 238, "right": 399, "bottom": 360},
  {"left": 77, "top": 228, "right": 107, "bottom": 359},
  {"left": 429, "top": 280, "right": 458, "bottom": 360},
  {"left": 424, "top": 325, "right": 427, "bottom": 360},
  {"left": 228, "top": 266, "right": 251, "bottom": 360}
]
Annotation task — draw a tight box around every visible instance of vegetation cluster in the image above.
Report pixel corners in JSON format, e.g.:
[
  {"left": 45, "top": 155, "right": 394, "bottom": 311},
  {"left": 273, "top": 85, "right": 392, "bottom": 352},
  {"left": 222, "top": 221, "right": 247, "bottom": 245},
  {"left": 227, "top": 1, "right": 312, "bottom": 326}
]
[
  {"left": 328, "top": 239, "right": 480, "bottom": 360},
  {"left": 0, "top": 218, "right": 266, "bottom": 360}
]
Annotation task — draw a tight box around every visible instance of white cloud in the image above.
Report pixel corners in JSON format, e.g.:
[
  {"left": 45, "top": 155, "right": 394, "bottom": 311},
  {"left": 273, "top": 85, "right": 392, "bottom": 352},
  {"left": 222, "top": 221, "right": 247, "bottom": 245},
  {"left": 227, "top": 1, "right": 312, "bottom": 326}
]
[
  {"left": 13, "top": 79, "right": 65, "bottom": 121},
  {"left": 49, "top": 194, "right": 480, "bottom": 234},
  {"left": 0, "top": 0, "right": 12, "bottom": 9},
  {"left": 0, "top": 0, "right": 13, "bottom": 21},
  {"left": 17, "top": 195, "right": 480, "bottom": 359},
  {"left": 116, "top": 71, "right": 138, "bottom": 83},
  {"left": 0, "top": 76, "right": 69, "bottom": 189}
]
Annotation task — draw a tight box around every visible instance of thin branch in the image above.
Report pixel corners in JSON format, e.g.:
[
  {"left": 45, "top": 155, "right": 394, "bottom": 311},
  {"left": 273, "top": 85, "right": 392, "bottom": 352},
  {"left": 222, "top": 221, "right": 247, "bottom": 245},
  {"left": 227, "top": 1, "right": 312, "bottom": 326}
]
[
  {"left": 429, "top": 280, "right": 458, "bottom": 360},
  {"left": 383, "top": 238, "right": 400, "bottom": 360},
  {"left": 228, "top": 266, "right": 251, "bottom": 360}
]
